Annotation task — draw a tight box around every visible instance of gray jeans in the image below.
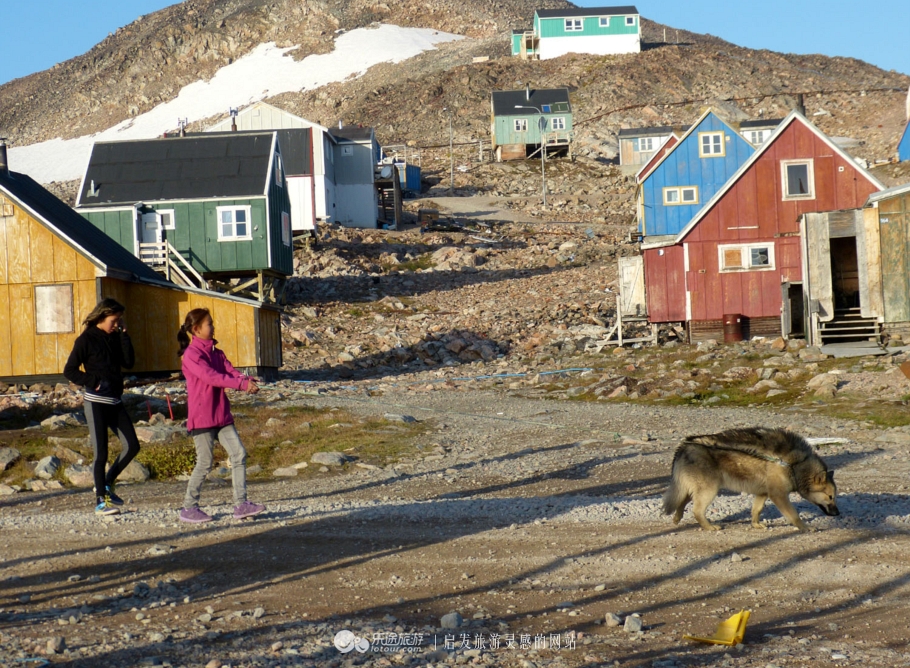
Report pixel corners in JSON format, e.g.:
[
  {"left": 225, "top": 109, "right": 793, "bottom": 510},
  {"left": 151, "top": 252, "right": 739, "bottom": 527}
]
[{"left": 183, "top": 424, "right": 248, "bottom": 508}]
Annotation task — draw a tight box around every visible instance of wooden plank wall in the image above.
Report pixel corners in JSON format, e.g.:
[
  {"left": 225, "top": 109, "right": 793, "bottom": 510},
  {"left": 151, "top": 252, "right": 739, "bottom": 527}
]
[
  {"left": 258, "top": 308, "right": 282, "bottom": 369},
  {"left": 0, "top": 198, "right": 99, "bottom": 378},
  {"left": 99, "top": 279, "right": 268, "bottom": 373},
  {"left": 879, "top": 192, "right": 910, "bottom": 323}
]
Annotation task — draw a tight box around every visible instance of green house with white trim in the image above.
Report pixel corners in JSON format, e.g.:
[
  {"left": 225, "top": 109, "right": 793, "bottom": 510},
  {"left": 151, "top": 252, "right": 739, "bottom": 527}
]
[
  {"left": 491, "top": 86, "right": 573, "bottom": 161},
  {"left": 511, "top": 5, "right": 640, "bottom": 60},
  {"left": 74, "top": 132, "right": 292, "bottom": 303}
]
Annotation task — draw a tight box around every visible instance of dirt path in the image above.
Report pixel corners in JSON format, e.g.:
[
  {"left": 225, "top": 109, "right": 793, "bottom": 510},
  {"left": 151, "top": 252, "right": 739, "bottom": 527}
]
[
  {"left": 419, "top": 195, "right": 543, "bottom": 224},
  {"left": 2, "top": 390, "right": 910, "bottom": 667}
]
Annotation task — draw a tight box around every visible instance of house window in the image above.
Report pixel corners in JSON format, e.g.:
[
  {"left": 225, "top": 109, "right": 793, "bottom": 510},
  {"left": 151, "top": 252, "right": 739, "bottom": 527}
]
[
  {"left": 216, "top": 205, "right": 253, "bottom": 241},
  {"left": 341, "top": 145, "right": 354, "bottom": 157},
  {"left": 565, "top": 18, "right": 582, "bottom": 31},
  {"left": 35, "top": 284, "right": 74, "bottom": 334},
  {"left": 626, "top": 16, "right": 636, "bottom": 25},
  {"left": 514, "top": 118, "right": 528, "bottom": 132},
  {"left": 699, "top": 131, "right": 725, "bottom": 157},
  {"left": 275, "top": 153, "right": 284, "bottom": 187},
  {"left": 637, "top": 137, "right": 655, "bottom": 152},
  {"left": 663, "top": 186, "right": 699, "bottom": 205},
  {"left": 746, "top": 130, "right": 765, "bottom": 146},
  {"left": 282, "top": 212, "right": 291, "bottom": 246},
  {"left": 719, "top": 243, "right": 775, "bottom": 272},
  {"left": 781, "top": 159, "right": 815, "bottom": 200},
  {"left": 157, "top": 209, "right": 175, "bottom": 230},
  {"left": 551, "top": 117, "right": 566, "bottom": 131},
  {"left": 599, "top": 17, "right": 610, "bottom": 27}
]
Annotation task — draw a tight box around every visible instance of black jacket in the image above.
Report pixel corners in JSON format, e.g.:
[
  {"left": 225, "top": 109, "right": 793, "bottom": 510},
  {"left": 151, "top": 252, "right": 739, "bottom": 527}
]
[{"left": 63, "top": 327, "right": 135, "bottom": 399}]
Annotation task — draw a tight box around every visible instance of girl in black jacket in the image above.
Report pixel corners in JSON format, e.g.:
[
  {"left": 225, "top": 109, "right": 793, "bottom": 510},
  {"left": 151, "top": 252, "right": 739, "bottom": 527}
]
[{"left": 64, "top": 298, "right": 141, "bottom": 516}]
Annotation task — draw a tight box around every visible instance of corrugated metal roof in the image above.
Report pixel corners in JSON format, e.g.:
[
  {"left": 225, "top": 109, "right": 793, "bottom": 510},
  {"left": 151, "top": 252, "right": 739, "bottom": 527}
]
[
  {"left": 739, "top": 118, "right": 783, "bottom": 130},
  {"left": 491, "top": 88, "right": 572, "bottom": 117},
  {"left": 330, "top": 126, "right": 374, "bottom": 142},
  {"left": 76, "top": 133, "right": 275, "bottom": 207},
  {"left": 0, "top": 170, "right": 161, "bottom": 281},
  {"left": 867, "top": 181, "right": 910, "bottom": 204},
  {"left": 618, "top": 125, "right": 678, "bottom": 138},
  {"left": 536, "top": 5, "right": 638, "bottom": 18}
]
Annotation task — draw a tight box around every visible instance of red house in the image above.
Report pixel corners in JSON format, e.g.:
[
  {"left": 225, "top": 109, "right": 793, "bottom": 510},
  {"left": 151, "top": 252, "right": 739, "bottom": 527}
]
[{"left": 642, "top": 111, "right": 883, "bottom": 341}]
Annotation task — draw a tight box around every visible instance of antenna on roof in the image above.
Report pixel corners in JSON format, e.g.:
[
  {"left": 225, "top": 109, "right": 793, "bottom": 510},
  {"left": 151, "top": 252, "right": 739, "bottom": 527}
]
[
  {"left": 87, "top": 180, "right": 99, "bottom": 198},
  {"left": 229, "top": 107, "right": 238, "bottom": 132},
  {"left": 177, "top": 118, "right": 188, "bottom": 137}
]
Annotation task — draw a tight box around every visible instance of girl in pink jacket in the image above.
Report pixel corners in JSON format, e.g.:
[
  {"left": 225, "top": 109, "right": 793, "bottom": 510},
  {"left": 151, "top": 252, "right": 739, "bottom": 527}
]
[{"left": 177, "top": 308, "right": 265, "bottom": 523}]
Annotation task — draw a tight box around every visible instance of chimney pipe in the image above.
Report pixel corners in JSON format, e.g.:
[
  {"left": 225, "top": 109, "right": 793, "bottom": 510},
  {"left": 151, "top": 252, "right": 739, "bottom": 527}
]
[
  {"left": 339, "top": 120, "right": 343, "bottom": 129},
  {"left": 0, "top": 138, "right": 7, "bottom": 177},
  {"left": 796, "top": 93, "right": 805, "bottom": 117},
  {"left": 526, "top": 83, "right": 530, "bottom": 101},
  {"left": 231, "top": 119, "right": 237, "bottom": 132}
]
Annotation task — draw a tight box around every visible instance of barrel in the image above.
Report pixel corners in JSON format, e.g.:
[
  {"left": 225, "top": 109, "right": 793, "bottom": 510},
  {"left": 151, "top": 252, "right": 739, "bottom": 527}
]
[{"left": 723, "top": 313, "right": 743, "bottom": 343}]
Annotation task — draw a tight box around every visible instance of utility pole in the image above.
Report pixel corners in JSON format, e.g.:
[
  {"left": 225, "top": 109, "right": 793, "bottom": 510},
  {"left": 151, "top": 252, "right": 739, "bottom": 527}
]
[
  {"left": 515, "top": 104, "right": 547, "bottom": 207},
  {"left": 444, "top": 107, "right": 454, "bottom": 195}
]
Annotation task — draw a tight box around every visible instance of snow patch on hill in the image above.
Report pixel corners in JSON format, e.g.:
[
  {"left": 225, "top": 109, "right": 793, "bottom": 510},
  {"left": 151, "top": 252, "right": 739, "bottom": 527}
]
[{"left": 10, "top": 24, "right": 463, "bottom": 184}]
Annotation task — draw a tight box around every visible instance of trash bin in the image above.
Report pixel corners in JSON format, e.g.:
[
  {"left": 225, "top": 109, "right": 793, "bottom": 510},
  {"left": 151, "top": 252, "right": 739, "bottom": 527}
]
[{"left": 723, "top": 314, "right": 743, "bottom": 343}]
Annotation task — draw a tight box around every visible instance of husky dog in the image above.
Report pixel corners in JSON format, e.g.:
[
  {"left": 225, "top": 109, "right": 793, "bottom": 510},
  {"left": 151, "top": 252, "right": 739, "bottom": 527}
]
[{"left": 662, "top": 428, "right": 839, "bottom": 532}]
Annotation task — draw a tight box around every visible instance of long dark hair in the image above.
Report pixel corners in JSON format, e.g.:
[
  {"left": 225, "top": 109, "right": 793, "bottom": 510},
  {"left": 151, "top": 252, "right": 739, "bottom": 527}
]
[
  {"left": 82, "top": 298, "right": 125, "bottom": 329},
  {"left": 177, "top": 308, "right": 212, "bottom": 357}
]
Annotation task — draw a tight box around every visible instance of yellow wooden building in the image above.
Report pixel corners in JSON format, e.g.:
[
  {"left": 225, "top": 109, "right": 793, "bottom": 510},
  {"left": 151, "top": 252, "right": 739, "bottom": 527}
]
[{"left": 0, "top": 164, "right": 282, "bottom": 383}]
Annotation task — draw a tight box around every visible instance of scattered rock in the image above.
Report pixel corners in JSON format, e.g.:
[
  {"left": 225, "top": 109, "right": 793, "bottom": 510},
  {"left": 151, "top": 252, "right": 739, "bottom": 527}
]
[
  {"left": 383, "top": 413, "right": 417, "bottom": 423},
  {"left": 0, "top": 446, "right": 21, "bottom": 471},
  {"left": 623, "top": 614, "right": 643, "bottom": 633},
  {"left": 120, "top": 459, "right": 150, "bottom": 482},
  {"left": 440, "top": 612, "right": 463, "bottom": 628},
  {"left": 65, "top": 464, "right": 94, "bottom": 487},
  {"left": 46, "top": 636, "right": 66, "bottom": 654},
  {"left": 35, "top": 455, "right": 61, "bottom": 479},
  {"left": 311, "top": 451, "right": 347, "bottom": 466},
  {"left": 272, "top": 467, "right": 299, "bottom": 477},
  {"left": 605, "top": 612, "right": 622, "bottom": 627}
]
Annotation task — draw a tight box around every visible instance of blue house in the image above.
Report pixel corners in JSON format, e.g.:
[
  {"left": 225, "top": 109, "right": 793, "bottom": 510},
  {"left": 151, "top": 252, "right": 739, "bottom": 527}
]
[
  {"left": 899, "top": 121, "right": 910, "bottom": 162},
  {"left": 637, "top": 109, "right": 756, "bottom": 239}
]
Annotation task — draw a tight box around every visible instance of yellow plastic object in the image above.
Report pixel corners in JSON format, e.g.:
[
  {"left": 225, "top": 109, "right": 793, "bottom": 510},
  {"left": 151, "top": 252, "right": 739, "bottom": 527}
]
[{"left": 683, "top": 609, "right": 751, "bottom": 646}]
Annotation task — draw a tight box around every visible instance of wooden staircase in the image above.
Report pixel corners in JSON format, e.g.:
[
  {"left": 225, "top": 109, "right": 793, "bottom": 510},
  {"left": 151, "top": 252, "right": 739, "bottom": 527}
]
[
  {"left": 138, "top": 241, "right": 207, "bottom": 290},
  {"left": 818, "top": 308, "right": 881, "bottom": 344}
]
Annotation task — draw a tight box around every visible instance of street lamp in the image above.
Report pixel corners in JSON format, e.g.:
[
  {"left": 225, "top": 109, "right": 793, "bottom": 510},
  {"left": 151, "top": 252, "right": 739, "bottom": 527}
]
[
  {"left": 515, "top": 104, "right": 547, "bottom": 207},
  {"left": 443, "top": 107, "right": 454, "bottom": 195}
]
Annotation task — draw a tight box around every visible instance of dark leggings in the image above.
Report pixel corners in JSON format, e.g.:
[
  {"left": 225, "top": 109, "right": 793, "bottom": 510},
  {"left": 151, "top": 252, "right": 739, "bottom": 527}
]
[{"left": 85, "top": 401, "right": 141, "bottom": 495}]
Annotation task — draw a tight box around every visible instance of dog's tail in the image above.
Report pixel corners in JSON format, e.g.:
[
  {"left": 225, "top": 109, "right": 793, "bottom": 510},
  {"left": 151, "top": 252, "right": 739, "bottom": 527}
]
[{"left": 661, "top": 447, "right": 687, "bottom": 516}]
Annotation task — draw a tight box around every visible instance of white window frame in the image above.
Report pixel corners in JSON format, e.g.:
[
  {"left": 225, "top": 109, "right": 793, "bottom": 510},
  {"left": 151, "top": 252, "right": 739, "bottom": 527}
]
[
  {"left": 156, "top": 209, "right": 176, "bottom": 230},
  {"left": 662, "top": 186, "right": 699, "bottom": 205},
  {"left": 275, "top": 153, "right": 284, "bottom": 188},
  {"left": 551, "top": 117, "right": 566, "bottom": 131},
  {"left": 599, "top": 17, "right": 610, "bottom": 27},
  {"left": 718, "top": 243, "right": 776, "bottom": 273},
  {"left": 514, "top": 118, "right": 528, "bottom": 132},
  {"left": 746, "top": 130, "right": 765, "bottom": 146},
  {"left": 625, "top": 16, "right": 636, "bottom": 25},
  {"left": 781, "top": 159, "right": 815, "bottom": 201},
  {"left": 35, "top": 284, "right": 74, "bottom": 334},
  {"left": 638, "top": 137, "right": 655, "bottom": 152},
  {"left": 565, "top": 18, "right": 583, "bottom": 31},
  {"left": 216, "top": 205, "right": 253, "bottom": 242},
  {"left": 698, "top": 131, "right": 726, "bottom": 157},
  {"left": 281, "top": 211, "right": 291, "bottom": 246}
]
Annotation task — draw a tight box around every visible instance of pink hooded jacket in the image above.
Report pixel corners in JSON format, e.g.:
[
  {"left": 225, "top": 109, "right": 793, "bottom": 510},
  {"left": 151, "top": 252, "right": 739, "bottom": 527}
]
[{"left": 182, "top": 337, "right": 250, "bottom": 431}]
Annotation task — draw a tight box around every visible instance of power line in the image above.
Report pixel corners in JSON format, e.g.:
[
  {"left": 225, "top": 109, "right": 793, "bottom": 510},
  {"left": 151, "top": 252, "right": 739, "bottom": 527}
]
[{"left": 575, "top": 86, "right": 905, "bottom": 128}]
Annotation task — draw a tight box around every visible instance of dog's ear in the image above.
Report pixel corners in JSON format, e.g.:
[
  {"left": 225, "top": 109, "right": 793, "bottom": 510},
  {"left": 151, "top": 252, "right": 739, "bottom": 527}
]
[{"left": 826, "top": 470, "right": 835, "bottom": 483}]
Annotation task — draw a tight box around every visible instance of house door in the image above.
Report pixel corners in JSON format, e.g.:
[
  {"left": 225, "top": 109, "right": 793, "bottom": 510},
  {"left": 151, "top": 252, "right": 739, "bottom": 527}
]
[
  {"left": 140, "top": 212, "right": 161, "bottom": 245},
  {"left": 781, "top": 282, "right": 805, "bottom": 338},
  {"left": 618, "top": 255, "right": 646, "bottom": 317}
]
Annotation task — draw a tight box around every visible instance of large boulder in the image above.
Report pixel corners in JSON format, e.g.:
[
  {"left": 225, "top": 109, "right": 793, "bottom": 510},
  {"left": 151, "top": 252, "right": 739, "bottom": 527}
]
[
  {"left": 0, "top": 447, "right": 20, "bottom": 472},
  {"left": 310, "top": 452, "right": 347, "bottom": 466},
  {"left": 65, "top": 464, "right": 94, "bottom": 487},
  {"left": 119, "top": 460, "right": 150, "bottom": 482},
  {"left": 35, "top": 455, "right": 61, "bottom": 480}
]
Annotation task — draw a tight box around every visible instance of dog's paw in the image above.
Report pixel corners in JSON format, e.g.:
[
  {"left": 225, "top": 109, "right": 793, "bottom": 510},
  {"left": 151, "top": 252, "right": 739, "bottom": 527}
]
[{"left": 751, "top": 522, "right": 767, "bottom": 530}]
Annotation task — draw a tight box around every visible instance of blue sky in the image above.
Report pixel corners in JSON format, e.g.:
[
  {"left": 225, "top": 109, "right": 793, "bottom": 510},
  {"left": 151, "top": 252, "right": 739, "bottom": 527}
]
[{"left": 1, "top": 1, "right": 908, "bottom": 86}]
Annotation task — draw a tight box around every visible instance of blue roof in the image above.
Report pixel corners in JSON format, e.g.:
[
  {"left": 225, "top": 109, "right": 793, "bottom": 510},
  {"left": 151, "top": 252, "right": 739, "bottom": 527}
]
[{"left": 638, "top": 110, "right": 755, "bottom": 237}]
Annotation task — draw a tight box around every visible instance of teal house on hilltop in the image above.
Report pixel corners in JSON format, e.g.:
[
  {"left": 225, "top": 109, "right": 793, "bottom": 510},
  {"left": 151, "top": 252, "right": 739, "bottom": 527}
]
[{"left": 512, "top": 5, "right": 640, "bottom": 60}]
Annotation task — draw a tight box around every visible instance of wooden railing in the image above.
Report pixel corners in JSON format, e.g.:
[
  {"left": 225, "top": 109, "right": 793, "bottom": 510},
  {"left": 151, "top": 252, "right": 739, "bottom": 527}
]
[{"left": 138, "top": 241, "right": 207, "bottom": 290}]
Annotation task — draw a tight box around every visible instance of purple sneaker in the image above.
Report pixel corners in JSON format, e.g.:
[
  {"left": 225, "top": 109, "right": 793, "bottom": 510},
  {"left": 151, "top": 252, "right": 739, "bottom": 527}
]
[
  {"left": 233, "top": 501, "right": 265, "bottom": 520},
  {"left": 179, "top": 507, "right": 213, "bottom": 524}
]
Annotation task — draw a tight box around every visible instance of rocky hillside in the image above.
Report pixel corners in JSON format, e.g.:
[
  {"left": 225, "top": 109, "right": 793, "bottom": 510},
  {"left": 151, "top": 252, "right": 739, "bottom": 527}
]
[{"left": 2, "top": 0, "right": 907, "bottom": 168}]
